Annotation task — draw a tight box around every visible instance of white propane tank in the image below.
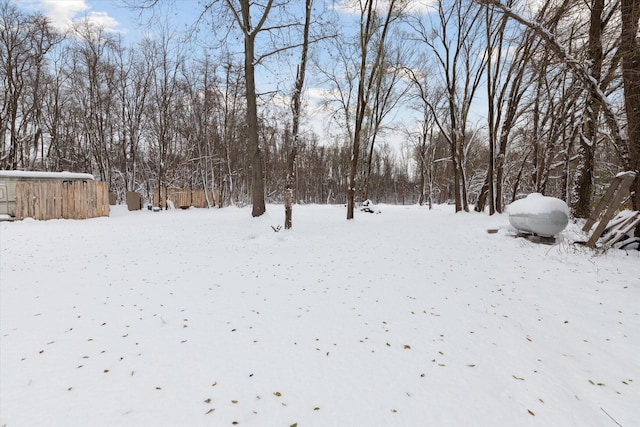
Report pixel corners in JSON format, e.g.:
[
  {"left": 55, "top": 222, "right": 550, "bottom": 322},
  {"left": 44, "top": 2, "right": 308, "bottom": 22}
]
[{"left": 508, "top": 193, "right": 569, "bottom": 237}]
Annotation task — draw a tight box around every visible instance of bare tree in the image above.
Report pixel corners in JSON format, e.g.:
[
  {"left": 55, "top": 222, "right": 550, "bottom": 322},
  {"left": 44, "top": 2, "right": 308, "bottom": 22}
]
[
  {"left": 223, "top": 0, "right": 275, "bottom": 216},
  {"left": 207, "top": 0, "right": 322, "bottom": 216},
  {"left": 477, "top": 0, "right": 515, "bottom": 214},
  {"left": 284, "top": 0, "right": 312, "bottom": 229},
  {"left": 483, "top": 0, "right": 635, "bottom": 217},
  {"left": 347, "top": 0, "right": 404, "bottom": 219},
  {"left": 218, "top": 57, "right": 245, "bottom": 207},
  {"left": 404, "top": 54, "right": 442, "bottom": 208},
  {"left": 409, "top": 0, "right": 487, "bottom": 212},
  {"left": 127, "top": 0, "right": 279, "bottom": 215},
  {"left": 474, "top": 6, "right": 543, "bottom": 213},
  {"left": 361, "top": 32, "right": 411, "bottom": 202},
  {"left": 571, "top": 0, "right": 615, "bottom": 218},
  {"left": 68, "top": 20, "right": 120, "bottom": 182},
  {"left": 145, "top": 27, "right": 183, "bottom": 209},
  {"left": 316, "top": 37, "right": 358, "bottom": 153},
  {"left": 40, "top": 42, "right": 67, "bottom": 171},
  {"left": 114, "top": 36, "right": 153, "bottom": 195},
  {"left": 0, "top": 1, "right": 59, "bottom": 170}
]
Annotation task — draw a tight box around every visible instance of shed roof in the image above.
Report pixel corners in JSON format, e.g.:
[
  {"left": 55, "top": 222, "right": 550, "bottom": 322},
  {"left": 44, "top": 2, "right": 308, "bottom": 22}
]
[{"left": 0, "top": 170, "right": 95, "bottom": 180}]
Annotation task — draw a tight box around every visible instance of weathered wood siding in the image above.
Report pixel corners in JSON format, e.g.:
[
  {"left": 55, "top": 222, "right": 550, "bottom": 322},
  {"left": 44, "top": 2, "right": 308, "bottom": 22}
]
[
  {"left": 153, "top": 188, "right": 219, "bottom": 209},
  {"left": 15, "top": 181, "right": 109, "bottom": 220}
]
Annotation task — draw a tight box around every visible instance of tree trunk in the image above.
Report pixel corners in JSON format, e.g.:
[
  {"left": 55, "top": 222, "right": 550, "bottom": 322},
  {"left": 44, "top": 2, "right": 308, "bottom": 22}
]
[
  {"left": 348, "top": 0, "right": 397, "bottom": 219},
  {"left": 347, "top": 1, "right": 374, "bottom": 220},
  {"left": 621, "top": 0, "right": 640, "bottom": 215},
  {"left": 237, "top": 0, "right": 267, "bottom": 217},
  {"left": 458, "top": 139, "right": 469, "bottom": 211},
  {"left": 245, "top": 38, "right": 265, "bottom": 217},
  {"left": 571, "top": 0, "right": 603, "bottom": 219},
  {"left": 363, "top": 132, "right": 378, "bottom": 201},
  {"left": 285, "top": 0, "right": 311, "bottom": 229}
]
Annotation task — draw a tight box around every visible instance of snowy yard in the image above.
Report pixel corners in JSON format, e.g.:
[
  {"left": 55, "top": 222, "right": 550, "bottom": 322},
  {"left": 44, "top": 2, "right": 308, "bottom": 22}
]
[{"left": 1, "top": 204, "right": 638, "bottom": 427}]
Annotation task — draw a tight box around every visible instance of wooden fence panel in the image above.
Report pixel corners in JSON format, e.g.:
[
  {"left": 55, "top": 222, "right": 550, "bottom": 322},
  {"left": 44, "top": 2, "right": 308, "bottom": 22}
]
[
  {"left": 97, "top": 182, "right": 109, "bottom": 216},
  {"left": 191, "top": 190, "right": 206, "bottom": 208},
  {"left": 34, "top": 183, "right": 46, "bottom": 220},
  {"left": 77, "top": 181, "right": 87, "bottom": 219},
  {"left": 153, "top": 188, "right": 166, "bottom": 208},
  {"left": 152, "top": 188, "right": 217, "bottom": 209},
  {"left": 15, "top": 183, "right": 31, "bottom": 220},
  {"left": 168, "top": 190, "right": 190, "bottom": 208},
  {"left": 32, "top": 183, "right": 41, "bottom": 219},
  {"left": 87, "top": 181, "right": 97, "bottom": 218},
  {"left": 191, "top": 190, "right": 216, "bottom": 208},
  {"left": 63, "top": 182, "right": 72, "bottom": 219},
  {"left": 14, "top": 181, "right": 109, "bottom": 221},
  {"left": 85, "top": 182, "right": 94, "bottom": 218}
]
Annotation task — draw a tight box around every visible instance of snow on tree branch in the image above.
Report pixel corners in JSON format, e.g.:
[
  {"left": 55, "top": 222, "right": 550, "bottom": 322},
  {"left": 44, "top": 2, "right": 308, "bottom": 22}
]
[{"left": 479, "top": 0, "right": 631, "bottom": 170}]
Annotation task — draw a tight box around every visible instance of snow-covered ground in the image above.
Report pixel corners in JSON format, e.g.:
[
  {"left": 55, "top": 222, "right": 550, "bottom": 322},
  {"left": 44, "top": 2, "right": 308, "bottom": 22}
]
[{"left": 1, "top": 204, "right": 638, "bottom": 427}]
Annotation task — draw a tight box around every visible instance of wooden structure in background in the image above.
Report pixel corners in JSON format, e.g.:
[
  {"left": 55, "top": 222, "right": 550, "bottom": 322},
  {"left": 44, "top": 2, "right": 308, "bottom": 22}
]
[
  {"left": 153, "top": 188, "right": 219, "bottom": 209},
  {"left": 582, "top": 171, "right": 637, "bottom": 248},
  {"left": 126, "top": 191, "right": 143, "bottom": 211},
  {"left": 598, "top": 211, "right": 640, "bottom": 248},
  {"left": 1, "top": 171, "right": 108, "bottom": 221},
  {"left": 15, "top": 181, "right": 109, "bottom": 220}
]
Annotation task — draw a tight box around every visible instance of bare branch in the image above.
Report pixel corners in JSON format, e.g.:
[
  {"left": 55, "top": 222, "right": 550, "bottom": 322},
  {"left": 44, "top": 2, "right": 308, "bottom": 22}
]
[{"left": 480, "top": 0, "right": 631, "bottom": 169}]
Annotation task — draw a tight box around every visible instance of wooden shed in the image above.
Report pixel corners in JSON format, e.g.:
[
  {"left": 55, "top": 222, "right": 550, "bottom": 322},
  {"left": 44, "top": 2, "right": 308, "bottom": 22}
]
[{"left": 0, "top": 171, "right": 109, "bottom": 221}]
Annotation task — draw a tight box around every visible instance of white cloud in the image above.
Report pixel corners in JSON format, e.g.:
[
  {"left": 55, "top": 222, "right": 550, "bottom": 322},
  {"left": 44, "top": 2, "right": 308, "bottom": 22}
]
[
  {"left": 80, "top": 10, "right": 123, "bottom": 33},
  {"left": 21, "top": 0, "right": 124, "bottom": 33},
  {"left": 334, "top": 0, "right": 436, "bottom": 16}
]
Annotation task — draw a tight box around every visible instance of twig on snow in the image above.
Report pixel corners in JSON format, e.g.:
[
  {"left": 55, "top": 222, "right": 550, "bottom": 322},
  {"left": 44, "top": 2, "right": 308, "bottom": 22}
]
[{"left": 600, "top": 407, "right": 623, "bottom": 427}]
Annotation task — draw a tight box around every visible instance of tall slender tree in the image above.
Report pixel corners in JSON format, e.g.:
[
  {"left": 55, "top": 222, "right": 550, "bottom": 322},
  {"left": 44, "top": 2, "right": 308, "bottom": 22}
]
[
  {"left": 361, "top": 33, "right": 410, "bottom": 202},
  {"left": 285, "top": 0, "right": 313, "bottom": 229},
  {"left": 347, "top": 0, "right": 403, "bottom": 219},
  {"left": 409, "top": 0, "right": 486, "bottom": 212},
  {"left": 146, "top": 27, "right": 183, "bottom": 209},
  {"left": 68, "top": 20, "right": 119, "bottom": 183}
]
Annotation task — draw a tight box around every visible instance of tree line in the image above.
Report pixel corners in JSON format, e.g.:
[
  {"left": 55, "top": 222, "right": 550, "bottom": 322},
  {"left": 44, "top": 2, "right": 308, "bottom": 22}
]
[{"left": 1, "top": 0, "right": 638, "bottom": 221}]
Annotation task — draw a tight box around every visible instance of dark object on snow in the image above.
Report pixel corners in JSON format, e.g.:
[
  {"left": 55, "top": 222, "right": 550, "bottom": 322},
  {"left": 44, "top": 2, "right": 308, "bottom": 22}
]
[
  {"left": 515, "top": 232, "right": 557, "bottom": 245},
  {"left": 617, "top": 237, "right": 640, "bottom": 250},
  {"left": 126, "top": 191, "right": 143, "bottom": 211},
  {"left": 599, "top": 210, "right": 640, "bottom": 250},
  {"left": 360, "top": 199, "right": 381, "bottom": 214}
]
